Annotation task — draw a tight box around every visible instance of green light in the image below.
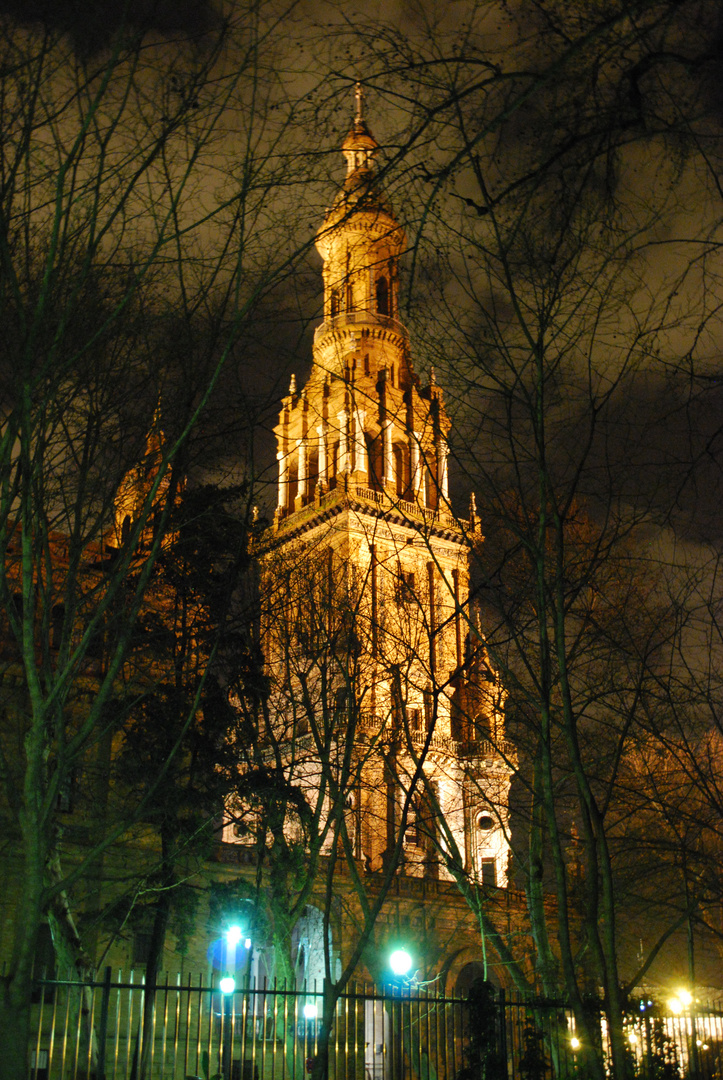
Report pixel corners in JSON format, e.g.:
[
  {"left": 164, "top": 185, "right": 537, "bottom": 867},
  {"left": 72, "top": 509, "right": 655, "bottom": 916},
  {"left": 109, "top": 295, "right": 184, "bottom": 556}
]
[
  {"left": 226, "top": 925, "right": 243, "bottom": 947},
  {"left": 389, "top": 949, "right": 413, "bottom": 977}
]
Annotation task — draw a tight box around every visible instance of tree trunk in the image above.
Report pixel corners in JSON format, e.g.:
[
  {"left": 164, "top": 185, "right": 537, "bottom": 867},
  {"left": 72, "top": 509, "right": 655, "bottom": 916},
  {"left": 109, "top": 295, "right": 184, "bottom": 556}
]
[
  {"left": 0, "top": 802, "right": 48, "bottom": 1080},
  {"left": 129, "top": 859, "right": 173, "bottom": 1080}
]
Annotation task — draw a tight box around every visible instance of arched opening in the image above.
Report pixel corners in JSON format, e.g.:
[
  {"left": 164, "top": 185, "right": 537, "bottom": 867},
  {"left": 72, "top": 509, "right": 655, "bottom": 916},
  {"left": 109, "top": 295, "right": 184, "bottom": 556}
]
[
  {"left": 450, "top": 687, "right": 468, "bottom": 741},
  {"left": 366, "top": 431, "right": 383, "bottom": 491},
  {"left": 473, "top": 711, "right": 493, "bottom": 740},
  {"left": 393, "top": 443, "right": 407, "bottom": 497},
  {"left": 455, "top": 960, "right": 499, "bottom": 996},
  {"left": 375, "top": 275, "right": 389, "bottom": 315},
  {"left": 292, "top": 905, "right": 335, "bottom": 991},
  {"left": 330, "top": 288, "right": 341, "bottom": 317}
]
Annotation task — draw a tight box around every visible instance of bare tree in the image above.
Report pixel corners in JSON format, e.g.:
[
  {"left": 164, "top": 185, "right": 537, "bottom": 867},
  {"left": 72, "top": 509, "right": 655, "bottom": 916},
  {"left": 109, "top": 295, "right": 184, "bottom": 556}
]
[
  {"left": 0, "top": 4, "right": 330, "bottom": 1072},
  {"left": 316, "top": 2, "right": 723, "bottom": 1076}
]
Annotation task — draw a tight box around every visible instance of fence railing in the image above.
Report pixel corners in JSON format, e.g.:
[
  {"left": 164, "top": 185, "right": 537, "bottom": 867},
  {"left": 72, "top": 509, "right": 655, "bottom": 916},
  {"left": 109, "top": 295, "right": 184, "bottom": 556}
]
[
  {"left": 28, "top": 971, "right": 467, "bottom": 1080},
  {"left": 25, "top": 971, "right": 723, "bottom": 1080}
]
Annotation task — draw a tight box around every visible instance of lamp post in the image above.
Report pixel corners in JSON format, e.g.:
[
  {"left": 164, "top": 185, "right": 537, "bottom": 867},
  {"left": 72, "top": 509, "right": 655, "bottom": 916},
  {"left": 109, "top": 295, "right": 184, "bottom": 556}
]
[
  {"left": 303, "top": 1002, "right": 318, "bottom": 1076},
  {"left": 219, "top": 923, "right": 254, "bottom": 1079},
  {"left": 220, "top": 976, "right": 236, "bottom": 1080},
  {"left": 388, "top": 948, "right": 413, "bottom": 1080}
]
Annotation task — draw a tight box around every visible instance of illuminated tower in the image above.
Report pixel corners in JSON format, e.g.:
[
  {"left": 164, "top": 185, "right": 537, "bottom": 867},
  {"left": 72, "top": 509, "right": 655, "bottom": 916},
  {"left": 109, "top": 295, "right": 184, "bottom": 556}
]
[{"left": 264, "top": 87, "right": 512, "bottom": 888}]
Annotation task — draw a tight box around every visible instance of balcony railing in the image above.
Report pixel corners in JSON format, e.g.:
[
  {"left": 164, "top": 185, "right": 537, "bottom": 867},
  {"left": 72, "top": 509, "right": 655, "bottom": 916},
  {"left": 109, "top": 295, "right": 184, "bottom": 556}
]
[
  {"left": 314, "top": 311, "right": 408, "bottom": 341},
  {"left": 353, "top": 486, "right": 459, "bottom": 529},
  {"left": 355, "top": 713, "right": 513, "bottom": 762}
]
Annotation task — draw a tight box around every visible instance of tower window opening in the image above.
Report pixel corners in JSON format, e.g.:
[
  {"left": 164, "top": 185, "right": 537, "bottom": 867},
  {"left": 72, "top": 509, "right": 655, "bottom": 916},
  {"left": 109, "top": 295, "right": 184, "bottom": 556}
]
[
  {"left": 393, "top": 443, "right": 405, "bottom": 496},
  {"left": 396, "top": 567, "right": 416, "bottom": 605},
  {"left": 376, "top": 275, "right": 389, "bottom": 316},
  {"left": 367, "top": 432, "right": 383, "bottom": 491},
  {"left": 480, "top": 857, "right": 497, "bottom": 888},
  {"left": 423, "top": 688, "right": 434, "bottom": 733},
  {"left": 329, "top": 441, "right": 339, "bottom": 488},
  {"left": 346, "top": 280, "right": 354, "bottom": 311},
  {"left": 121, "top": 514, "right": 131, "bottom": 545},
  {"left": 330, "top": 289, "right": 341, "bottom": 317},
  {"left": 405, "top": 795, "right": 422, "bottom": 847},
  {"left": 364, "top": 354, "right": 370, "bottom": 376}
]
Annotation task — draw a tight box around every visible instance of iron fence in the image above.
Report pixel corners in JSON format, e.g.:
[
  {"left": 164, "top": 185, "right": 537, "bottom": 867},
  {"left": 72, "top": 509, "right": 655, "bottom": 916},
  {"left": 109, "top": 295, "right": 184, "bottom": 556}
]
[
  {"left": 27, "top": 971, "right": 467, "bottom": 1080},
  {"left": 24, "top": 972, "right": 723, "bottom": 1080}
]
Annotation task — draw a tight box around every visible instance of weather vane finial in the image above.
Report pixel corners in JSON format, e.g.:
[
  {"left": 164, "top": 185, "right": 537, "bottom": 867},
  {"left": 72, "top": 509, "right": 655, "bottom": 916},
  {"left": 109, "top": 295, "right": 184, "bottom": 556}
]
[{"left": 354, "top": 81, "right": 364, "bottom": 123}]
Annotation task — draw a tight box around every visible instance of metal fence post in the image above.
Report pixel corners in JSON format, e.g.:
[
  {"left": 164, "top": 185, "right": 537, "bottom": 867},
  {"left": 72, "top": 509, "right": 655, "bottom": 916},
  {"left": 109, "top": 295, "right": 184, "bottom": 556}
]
[
  {"left": 96, "top": 966, "right": 112, "bottom": 1080},
  {"left": 497, "top": 986, "right": 508, "bottom": 1071}
]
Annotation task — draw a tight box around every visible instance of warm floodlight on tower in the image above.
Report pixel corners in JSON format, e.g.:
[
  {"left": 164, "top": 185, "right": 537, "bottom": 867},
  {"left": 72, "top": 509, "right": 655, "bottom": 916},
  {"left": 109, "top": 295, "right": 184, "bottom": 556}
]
[{"left": 389, "top": 948, "right": 413, "bottom": 978}]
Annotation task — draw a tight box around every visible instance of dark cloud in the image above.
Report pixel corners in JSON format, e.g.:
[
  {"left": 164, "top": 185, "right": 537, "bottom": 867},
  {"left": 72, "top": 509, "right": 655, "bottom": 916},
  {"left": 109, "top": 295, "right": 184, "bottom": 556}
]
[{"left": 0, "top": 0, "right": 222, "bottom": 54}]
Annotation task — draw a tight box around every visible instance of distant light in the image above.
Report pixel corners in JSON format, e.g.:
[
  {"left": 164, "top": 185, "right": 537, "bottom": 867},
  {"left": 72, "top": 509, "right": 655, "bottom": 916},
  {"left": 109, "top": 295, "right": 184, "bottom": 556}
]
[
  {"left": 679, "top": 990, "right": 693, "bottom": 1006},
  {"left": 389, "top": 949, "right": 413, "bottom": 977},
  {"left": 226, "top": 925, "right": 243, "bottom": 947},
  {"left": 245, "top": 938, "right": 252, "bottom": 950},
  {"left": 570, "top": 1037, "right": 580, "bottom": 1050},
  {"left": 303, "top": 1003, "right": 318, "bottom": 1020},
  {"left": 668, "top": 998, "right": 683, "bottom": 1014},
  {"left": 220, "top": 976, "right": 236, "bottom": 995},
  {"left": 629, "top": 1032, "right": 638, "bottom": 1045}
]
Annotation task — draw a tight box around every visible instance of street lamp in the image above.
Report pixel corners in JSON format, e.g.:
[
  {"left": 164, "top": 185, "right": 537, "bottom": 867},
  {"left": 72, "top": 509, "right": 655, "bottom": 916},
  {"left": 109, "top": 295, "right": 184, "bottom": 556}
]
[
  {"left": 219, "top": 975, "right": 236, "bottom": 1080},
  {"left": 226, "top": 925, "right": 243, "bottom": 948},
  {"left": 389, "top": 949, "right": 413, "bottom": 979},
  {"left": 388, "top": 948, "right": 413, "bottom": 1080},
  {"left": 303, "top": 1002, "right": 318, "bottom": 1073}
]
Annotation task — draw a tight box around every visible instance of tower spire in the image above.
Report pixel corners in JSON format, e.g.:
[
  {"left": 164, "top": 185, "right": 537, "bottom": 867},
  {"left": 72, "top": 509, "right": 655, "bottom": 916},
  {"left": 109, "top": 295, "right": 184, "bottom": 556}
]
[
  {"left": 342, "top": 84, "right": 378, "bottom": 176},
  {"left": 354, "top": 81, "right": 364, "bottom": 123}
]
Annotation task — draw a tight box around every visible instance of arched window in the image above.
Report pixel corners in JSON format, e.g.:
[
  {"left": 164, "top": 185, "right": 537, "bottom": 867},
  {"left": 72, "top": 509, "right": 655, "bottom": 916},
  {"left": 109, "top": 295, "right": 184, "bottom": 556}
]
[
  {"left": 393, "top": 444, "right": 405, "bottom": 496},
  {"left": 376, "top": 275, "right": 389, "bottom": 315},
  {"left": 330, "top": 289, "right": 341, "bottom": 317}
]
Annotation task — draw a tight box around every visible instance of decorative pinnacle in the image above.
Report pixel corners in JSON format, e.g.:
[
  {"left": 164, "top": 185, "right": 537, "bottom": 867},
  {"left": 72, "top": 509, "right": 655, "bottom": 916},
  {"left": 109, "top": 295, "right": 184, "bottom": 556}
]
[
  {"left": 354, "top": 81, "right": 364, "bottom": 123},
  {"left": 289, "top": 374, "right": 297, "bottom": 395}
]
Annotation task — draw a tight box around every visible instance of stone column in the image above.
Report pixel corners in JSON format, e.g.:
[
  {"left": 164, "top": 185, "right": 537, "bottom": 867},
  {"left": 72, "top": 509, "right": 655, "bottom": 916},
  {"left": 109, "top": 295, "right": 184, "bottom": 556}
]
[
  {"left": 411, "top": 433, "right": 425, "bottom": 507},
  {"left": 437, "top": 436, "right": 449, "bottom": 500},
  {"left": 353, "top": 408, "right": 367, "bottom": 477},
  {"left": 337, "top": 411, "right": 349, "bottom": 473},
  {"left": 317, "top": 424, "right": 327, "bottom": 489},
  {"left": 296, "top": 438, "right": 307, "bottom": 503},
  {"left": 383, "top": 420, "right": 394, "bottom": 488},
  {"left": 277, "top": 449, "right": 288, "bottom": 511}
]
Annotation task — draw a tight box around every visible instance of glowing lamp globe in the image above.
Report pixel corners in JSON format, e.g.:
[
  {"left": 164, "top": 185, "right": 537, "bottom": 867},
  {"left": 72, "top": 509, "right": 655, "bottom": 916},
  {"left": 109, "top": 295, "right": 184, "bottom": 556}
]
[
  {"left": 389, "top": 949, "right": 413, "bottom": 977},
  {"left": 219, "top": 976, "right": 236, "bottom": 995},
  {"left": 226, "top": 925, "right": 243, "bottom": 947},
  {"left": 303, "top": 1003, "right": 318, "bottom": 1020}
]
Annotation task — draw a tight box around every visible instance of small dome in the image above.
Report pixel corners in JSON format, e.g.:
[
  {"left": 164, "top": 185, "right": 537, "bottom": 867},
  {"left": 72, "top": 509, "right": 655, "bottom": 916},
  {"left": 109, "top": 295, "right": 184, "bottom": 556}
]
[{"left": 342, "top": 118, "right": 378, "bottom": 155}]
